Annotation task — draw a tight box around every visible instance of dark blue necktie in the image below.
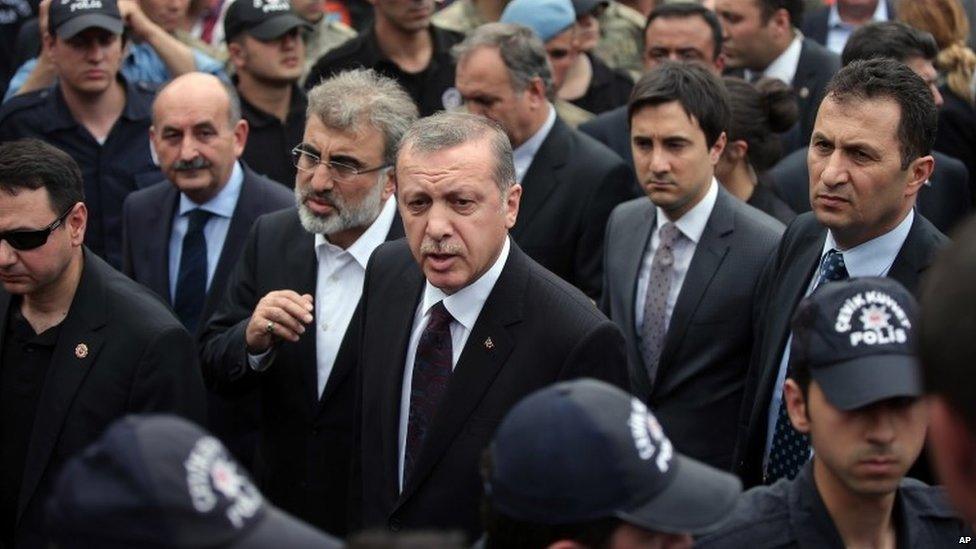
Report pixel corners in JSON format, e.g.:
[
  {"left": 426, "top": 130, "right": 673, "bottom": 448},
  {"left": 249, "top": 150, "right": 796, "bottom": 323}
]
[
  {"left": 404, "top": 301, "right": 454, "bottom": 484},
  {"left": 766, "top": 249, "right": 848, "bottom": 484},
  {"left": 174, "top": 209, "right": 211, "bottom": 333}
]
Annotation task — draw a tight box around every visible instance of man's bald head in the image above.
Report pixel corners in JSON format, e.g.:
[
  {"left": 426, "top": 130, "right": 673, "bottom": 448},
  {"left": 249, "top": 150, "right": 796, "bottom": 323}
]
[{"left": 153, "top": 73, "right": 242, "bottom": 130}]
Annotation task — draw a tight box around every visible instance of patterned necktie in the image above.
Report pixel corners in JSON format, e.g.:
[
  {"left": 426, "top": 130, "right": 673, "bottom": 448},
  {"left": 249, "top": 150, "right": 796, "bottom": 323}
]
[
  {"left": 173, "top": 208, "right": 212, "bottom": 333},
  {"left": 639, "top": 222, "right": 681, "bottom": 385},
  {"left": 404, "top": 301, "right": 454, "bottom": 483},
  {"left": 766, "top": 249, "right": 848, "bottom": 483}
]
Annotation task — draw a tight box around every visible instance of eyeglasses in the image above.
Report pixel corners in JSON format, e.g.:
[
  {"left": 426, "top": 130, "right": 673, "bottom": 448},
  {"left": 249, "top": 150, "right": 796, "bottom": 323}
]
[
  {"left": 0, "top": 205, "right": 74, "bottom": 251},
  {"left": 291, "top": 145, "right": 390, "bottom": 182}
]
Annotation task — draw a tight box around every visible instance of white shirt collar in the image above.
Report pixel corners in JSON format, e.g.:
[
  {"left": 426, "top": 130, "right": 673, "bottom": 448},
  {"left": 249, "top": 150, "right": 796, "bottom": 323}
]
[
  {"left": 177, "top": 161, "right": 244, "bottom": 218},
  {"left": 313, "top": 196, "right": 397, "bottom": 268},
  {"left": 419, "top": 236, "right": 511, "bottom": 331},
  {"left": 822, "top": 208, "right": 914, "bottom": 277},
  {"left": 760, "top": 33, "right": 804, "bottom": 85},
  {"left": 655, "top": 178, "right": 719, "bottom": 244},
  {"left": 828, "top": 0, "right": 888, "bottom": 28},
  {"left": 512, "top": 103, "right": 557, "bottom": 183}
]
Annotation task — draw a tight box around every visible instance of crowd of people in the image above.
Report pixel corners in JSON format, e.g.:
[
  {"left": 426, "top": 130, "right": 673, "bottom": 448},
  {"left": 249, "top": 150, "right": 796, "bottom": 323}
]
[{"left": 1, "top": 0, "right": 976, "bottom": 547}]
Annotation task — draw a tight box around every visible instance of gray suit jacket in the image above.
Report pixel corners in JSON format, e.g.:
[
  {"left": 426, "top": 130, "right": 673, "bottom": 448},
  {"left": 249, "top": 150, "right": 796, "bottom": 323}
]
[{"left": 600, "top": 186, "right": 784, "bottom": 468}]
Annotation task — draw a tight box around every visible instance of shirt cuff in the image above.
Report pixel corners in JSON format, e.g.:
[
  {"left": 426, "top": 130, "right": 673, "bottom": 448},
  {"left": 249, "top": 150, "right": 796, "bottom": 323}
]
[{"left": 247, "top": 347, "right": 276, "bottom": 371}]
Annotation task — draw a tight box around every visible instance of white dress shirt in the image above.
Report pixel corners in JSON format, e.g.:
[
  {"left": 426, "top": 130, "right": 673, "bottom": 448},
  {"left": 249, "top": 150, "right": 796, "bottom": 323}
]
[
  {"left": 763, "top": 209, "right": 915, "bottom": 466},
  {"left": 168, "top": 161, "right": 243, "bottom": 301},
  {"left": 512, "top": 104, "right": 556, "bottom": 184},
  {"left": 746, "top": 33, "right": 803, "bottom": 85},
  {"left": 397, "top": 236, "right": 511, "bottom": 490},
  {"left": 248, "top": 197, "right": 397, "bottom": 399},
  {"left": 634, "top": 179, "right": 718, "bottom": 335},
  {"left": 826, "top": 0, "right": 888, "bottom": 54}
]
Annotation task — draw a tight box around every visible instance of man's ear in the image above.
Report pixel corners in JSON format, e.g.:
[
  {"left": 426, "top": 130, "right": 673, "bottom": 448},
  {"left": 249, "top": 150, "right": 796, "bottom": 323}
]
[
  {"left": 905, "top": 154, "right": 935, "bottom": 199},
  {"left": 708, "top": 131, "right": 728, "bottom": 165},
  {"left": 67, "top": 202, "right": 88, "bottom": 247},
  {"left": 382, "top": 168, "right": 395, "bottom": 200},
  {"left": 784, "top": 379, "right": 810, "bottom": 434},
  {"left": 227, "top": 40, "right": 246, "bottom": 71}
]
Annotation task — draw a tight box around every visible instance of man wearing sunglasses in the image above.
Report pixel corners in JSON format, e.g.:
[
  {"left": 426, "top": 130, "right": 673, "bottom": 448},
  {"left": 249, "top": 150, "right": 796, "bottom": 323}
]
[
  {"left": 200, "top": 69, "right": 414, "bottom": 537},
  {"left": 0, "top": 138, "right": 206, "bottom": 548}
]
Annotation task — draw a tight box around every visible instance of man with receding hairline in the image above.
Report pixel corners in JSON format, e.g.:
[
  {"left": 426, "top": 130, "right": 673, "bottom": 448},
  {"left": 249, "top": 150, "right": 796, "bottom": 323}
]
[{"left": 353, "top": 110, "right": 628, "bottom": 539}]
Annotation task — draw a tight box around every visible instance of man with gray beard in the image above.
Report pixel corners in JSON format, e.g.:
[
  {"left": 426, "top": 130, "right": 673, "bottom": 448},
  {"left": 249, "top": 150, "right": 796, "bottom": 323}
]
[{"left": 200, "top": 68, "right": 416, "bottom": 537}]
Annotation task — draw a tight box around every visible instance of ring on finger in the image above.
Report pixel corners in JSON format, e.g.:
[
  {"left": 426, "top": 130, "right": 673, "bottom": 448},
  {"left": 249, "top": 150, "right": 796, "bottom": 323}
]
[{"left": 265, "top": 320, "right": 276, "bottom": 334}]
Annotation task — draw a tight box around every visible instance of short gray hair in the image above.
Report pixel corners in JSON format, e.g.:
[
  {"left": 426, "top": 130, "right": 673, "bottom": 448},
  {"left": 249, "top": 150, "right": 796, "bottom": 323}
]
[
  {"left": 452, "top": 23, "right": 554, "bottom": 99},
  {"left": 397, "top": 111, "right": 516, "bottom": 194},
  {"left": 306, "top": 69, "right": 419, "bottom": 164}
]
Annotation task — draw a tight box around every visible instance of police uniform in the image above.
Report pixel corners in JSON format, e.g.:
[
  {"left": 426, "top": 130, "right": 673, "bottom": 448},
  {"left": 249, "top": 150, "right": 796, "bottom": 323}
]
[
  {"left": 302, "top": 17, "right": 358, "bottom": 85},
  {"left": 594, "top": 1, "right": 644, "bottom": 81},
  {"left": 237, "top": 79, "right": 307, "bottom": 187},
  {"left": 0, "top": 76, "right": 161, "bottom": 269},
  {"left": 303, "top": 25, "right": 463, "bottom": 116},
  {"left": 698, "top": 461, "right": 971, "bottom": 548}
]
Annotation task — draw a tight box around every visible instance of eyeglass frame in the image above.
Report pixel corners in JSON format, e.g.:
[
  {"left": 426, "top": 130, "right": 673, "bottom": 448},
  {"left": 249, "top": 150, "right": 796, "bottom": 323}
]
[
  {"left": 291, "top": 145, "right": 391, "bottom": 182},
  {"left": 0, "top": 204, "right": 75, "bottom": 252}
]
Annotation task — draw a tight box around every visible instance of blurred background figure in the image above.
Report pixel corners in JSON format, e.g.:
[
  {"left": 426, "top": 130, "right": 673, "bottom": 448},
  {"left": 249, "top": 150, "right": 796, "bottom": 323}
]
[
  {"left": 802, "top": 0, "right": 894, "bottom": 54},
  {"left": 897, "top": 0, "right": 976, "bottom": 206},
  {"left": 290, "top": 0, "right": 358, "bottom": 83},
  {"left": 560, "top": 0, "right": 635, "bottom": 116},
  {"left": 717, "top": 77, "right": 798, "bottom": 224},
  {"left": 47, "top": 415, "right": 342, "bottom": 549}
]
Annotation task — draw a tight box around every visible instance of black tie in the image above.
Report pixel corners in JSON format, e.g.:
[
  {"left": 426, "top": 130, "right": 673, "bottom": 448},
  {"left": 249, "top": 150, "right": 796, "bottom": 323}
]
[{"left": 174, "top": 209, "right": 211, "bottom": 332}]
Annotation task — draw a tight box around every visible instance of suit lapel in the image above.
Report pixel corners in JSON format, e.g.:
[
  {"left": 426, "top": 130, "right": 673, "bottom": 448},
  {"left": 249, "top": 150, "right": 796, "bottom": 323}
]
[
  {"left": 886, "top": 214, "right": 929, "bottom": 291},
  {"left": 279, "top": 215, "right": 320, "bottom": 408},
  {"left": 656, "top": 191, "right": 734, "bottom": 385},
  {"left": 17, "top": 252, "right": 108, "bottom": 521},
  {"left": 510, "top": 119, "right": 570, "bottom": 239},
  {"left": 621, "top": 203, "right": 656, "bottom": 398},
  {"left": 395, "top": 245, "right": 526, "bottom": 508},
  {"left": 144, "top": 186, "right": 180, "bottom": 303}
]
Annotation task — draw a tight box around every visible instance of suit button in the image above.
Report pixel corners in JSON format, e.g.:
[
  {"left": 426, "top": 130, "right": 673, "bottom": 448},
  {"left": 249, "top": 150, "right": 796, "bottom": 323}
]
[{"left": 389, "top": 518, "right": 401, "bottom": 531}]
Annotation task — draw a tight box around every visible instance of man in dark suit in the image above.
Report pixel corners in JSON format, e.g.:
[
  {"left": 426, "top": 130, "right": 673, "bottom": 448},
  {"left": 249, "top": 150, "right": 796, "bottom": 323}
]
[
  {"left": 580, "top": 2, "right": 725, "bottom": 170},
  {"left": 734, "top": 59, "right": 949, "bottom": 488},
  {"left": 453, "top": 23, "right": 637, "bottom": 299},
  {"left": 715, "top": 0, "right": 840, "bottom": 152},
  {"left": 601, "top": 63, "right": 783, "bottom": 470},
  {"left": 767, "top": 21, "right": 974, "bottom": 235},
  {"left": 200, "top": 69, "right": 416, "bottom": 537},
  {"left": 802, "top": 0, "right": 894, "bottom": 54},
  {"left": 354, "top": 112, "right": 629, "bottom": 539},
  {"left": 0, "top": 139, "right": 205, "bottom": 548}
]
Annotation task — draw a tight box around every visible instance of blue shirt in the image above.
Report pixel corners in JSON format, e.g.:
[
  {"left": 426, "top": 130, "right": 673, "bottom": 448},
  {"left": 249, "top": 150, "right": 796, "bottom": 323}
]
[
  {"left": 763, "top": 209, "right": 915, "bottom": 468},
  {"left": 826, "top": 0, "right": 888, "bottom": 55},
  {"left": 168, "top": 161, "right": 243, "bottom": 302},
  {"left": 3, "top": 42, "right": 226, "bottom": 102}
]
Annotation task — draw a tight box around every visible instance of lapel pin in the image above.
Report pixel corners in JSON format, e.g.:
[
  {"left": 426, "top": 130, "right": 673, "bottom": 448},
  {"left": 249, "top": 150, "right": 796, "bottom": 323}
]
[
  {"left": 75, "top": 343, "right": 89, "bottom": 359},
  {"left": 798, "top": 86, "right": 810, "bottom": 99},
  {"left": 484, "top": 337, "right": 494, "bottom": 350}
]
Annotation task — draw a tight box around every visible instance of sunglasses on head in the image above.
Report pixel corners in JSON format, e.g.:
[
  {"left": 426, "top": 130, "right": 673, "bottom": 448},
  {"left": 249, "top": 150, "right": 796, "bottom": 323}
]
[{"left": 0, "top": 206, "right": 74, "bottom": 251}]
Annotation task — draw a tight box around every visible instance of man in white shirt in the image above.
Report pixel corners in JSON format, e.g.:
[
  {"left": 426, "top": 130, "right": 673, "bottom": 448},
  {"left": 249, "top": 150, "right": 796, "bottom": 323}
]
[
  {"left": 714, "top": 0, "right": 840, "bottom": 152},
  {"left": 600, "top": 61, "right": 783, "bottom": 471},
  {"left": 734, "top": 58, "right": 949, "bottom": 488},
  {"left": 199, "top": 68, "right": 417, "bottom": 537},
  {"left": 353, "top": 111, "right": 629, "bottom": 540},
  {"left": 802, "top": 0, "right": 891, "bottom": 55}
]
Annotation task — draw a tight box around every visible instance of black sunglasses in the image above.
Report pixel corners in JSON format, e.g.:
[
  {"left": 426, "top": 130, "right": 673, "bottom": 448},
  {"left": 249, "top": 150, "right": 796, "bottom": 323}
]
[{"left": 0, "top": 206, "right": 74, "bottom": 251}]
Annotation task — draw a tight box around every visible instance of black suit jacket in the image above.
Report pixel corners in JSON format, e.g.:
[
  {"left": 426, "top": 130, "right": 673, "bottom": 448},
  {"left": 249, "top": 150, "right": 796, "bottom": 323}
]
[
  {"left": 2, "top": 251, "right": 206, "bottom": 548},
  {"left": 121, "top": 163, "right": 294, "bottom": 334},
  {"left": 801, "top": 1, "right": 895, "bottom": 47},
  {"left": 354, "top": 240, "right": 629, "bottom": 539},
  {"left": 514, "top": 116, "right": 639, "bottom": 299},
  {"left": 600, "top": 188, "right": 784, "bottom": 469},
  {"left": 578, "top": 104, "right": 634, "bottom": 166},
  {"left": 733, "top": 212, "right": 948, "bottom": 487},
  {"left": 935, "top": 88, "right": 976, "bottom": 207},
  {"left": 767, "top": 147, "right": 973, "bottom": 234},
  {"left": 199, "top": 206, "right": 403, "bottom": 537},
  {"left": 783, "top": 38, "right": 841, "bottom": 153}
]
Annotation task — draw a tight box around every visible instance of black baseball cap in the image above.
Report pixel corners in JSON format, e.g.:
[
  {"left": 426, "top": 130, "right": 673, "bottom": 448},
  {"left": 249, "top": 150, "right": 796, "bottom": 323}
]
[
  {"left": 224, "top": 0, "right": 311, "bottom": 42},
  {"left": 486, "top": 379, "right": 741, "bottom": 535},
  {"left": 790, "top": 277, "right": 922, "bottom": 411},
  {"left": 46, "top": 415, "right": 342, "bottom": 549},
  {"left": 49, "top": 0, "right": 124, "bottom": 40}
]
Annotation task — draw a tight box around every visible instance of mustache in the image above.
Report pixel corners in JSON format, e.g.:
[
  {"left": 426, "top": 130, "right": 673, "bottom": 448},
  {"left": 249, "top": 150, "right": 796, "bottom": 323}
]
[
  {"left": 172, "top": 157, "right": 211, "bottom": 171},
  {"left": 420, "top": 240, "right": 463, "bottom": 255},
  {"left": 300, "top": 189, "right": 339, "bottom": 209}
]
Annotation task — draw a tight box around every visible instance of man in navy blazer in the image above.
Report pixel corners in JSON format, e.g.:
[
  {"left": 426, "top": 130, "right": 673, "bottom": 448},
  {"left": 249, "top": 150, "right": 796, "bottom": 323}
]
[{"left": 601, "top": 63, "right": 783, "bottom": 471}]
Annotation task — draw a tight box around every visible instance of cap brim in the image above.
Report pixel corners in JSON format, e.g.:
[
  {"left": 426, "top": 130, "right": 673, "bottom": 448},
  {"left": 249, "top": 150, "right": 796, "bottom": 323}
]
[
  {"left": 56, "top": 14, "right": 124, "bottom": 40},
  {"left": 615, "top": 454, "right": 741, "bottom": 536},
  {"left": 812, "top": 354, "right": 922, "bottom": 411},
  {"left": 247, "top": 14, "right": 313, "bottom": 41},
  {"left": 236, "top": 505, "right": 342, "bottom": 549}
]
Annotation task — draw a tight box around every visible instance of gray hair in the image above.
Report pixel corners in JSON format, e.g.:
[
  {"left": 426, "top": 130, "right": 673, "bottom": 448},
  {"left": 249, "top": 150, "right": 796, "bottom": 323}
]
[
  {"left": 153, "top": 75, "right": 242, "bottom": 128},
  {"left": 306, "top": 69, "right": 419, "bottom": 165},
  {"left": 397, "top": 111, "right": 516, "bottom": 194},
  {"left": 452, "top": 22, "right": 554, "bottom": 99}
]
